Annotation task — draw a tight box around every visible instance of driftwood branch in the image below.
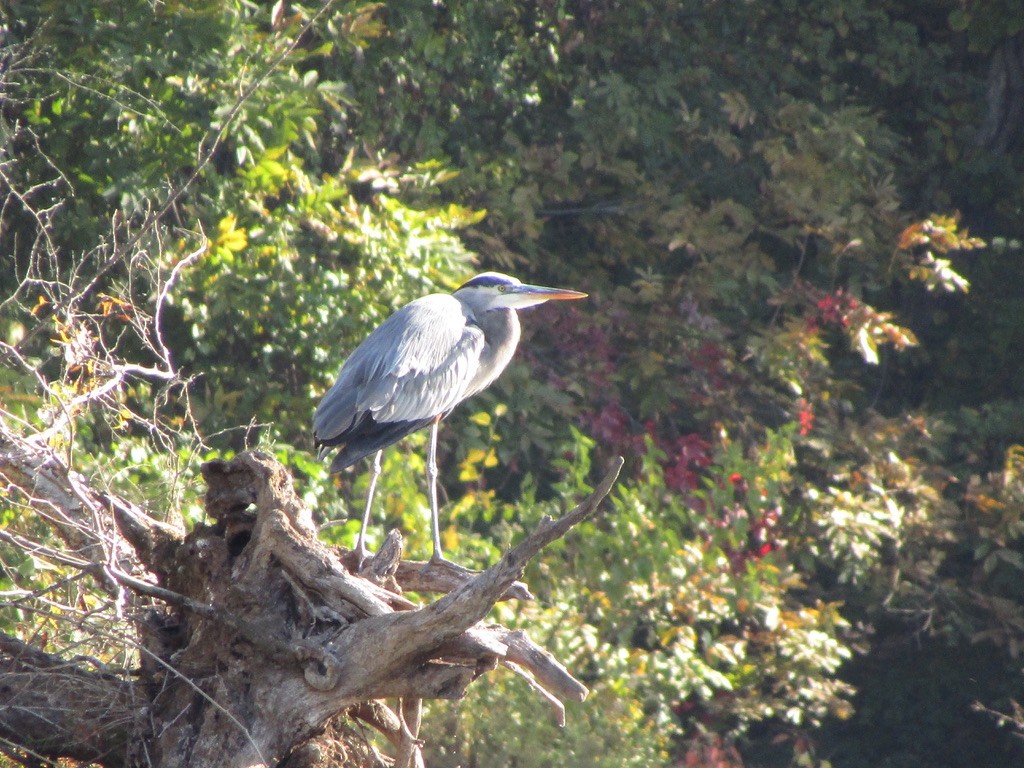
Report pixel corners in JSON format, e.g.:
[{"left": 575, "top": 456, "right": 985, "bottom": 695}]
[{"left": 317, "top": 455, "right": 623, "bottom": 705}]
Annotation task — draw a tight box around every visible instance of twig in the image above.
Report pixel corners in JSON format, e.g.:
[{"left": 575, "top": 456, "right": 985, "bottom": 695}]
[
  {"left": 152, "top": 237, "right": 206, "bottom": 370},
  {"left": 503, "top": 661, "right": 566, "bottom": 726}
]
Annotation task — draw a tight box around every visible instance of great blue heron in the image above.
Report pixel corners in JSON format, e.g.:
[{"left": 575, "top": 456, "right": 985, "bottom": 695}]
[{"left": 314, "top": 272, "right": 587, "bottom": 564}]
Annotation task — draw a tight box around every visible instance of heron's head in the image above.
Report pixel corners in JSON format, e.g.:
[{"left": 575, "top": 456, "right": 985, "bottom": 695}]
[{"left": 454, "top": 272, "right": 587, "bottom": 312}]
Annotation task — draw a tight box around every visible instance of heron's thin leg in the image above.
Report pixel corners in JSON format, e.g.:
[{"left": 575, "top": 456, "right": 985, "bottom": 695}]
[
  {"left": 426, "top": 418, "right": 444, "bottom": 563},
  {"left": 355, "top": 450, "right": 383, "bottom": 562}
]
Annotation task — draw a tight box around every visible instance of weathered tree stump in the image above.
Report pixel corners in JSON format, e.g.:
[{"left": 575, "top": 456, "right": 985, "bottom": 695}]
[{"left": 1, "top": 446, "right": 621, "bottom": 767}]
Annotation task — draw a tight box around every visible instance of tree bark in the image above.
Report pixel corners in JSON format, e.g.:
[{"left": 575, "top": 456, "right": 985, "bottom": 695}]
[{"left": 0, "top": 446, "right": 622, "bottom": 767}]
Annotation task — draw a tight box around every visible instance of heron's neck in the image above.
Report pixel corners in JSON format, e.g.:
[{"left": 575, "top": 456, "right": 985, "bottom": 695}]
[{"left": 468, "top": 308, "right": 521, "bottom": 395}]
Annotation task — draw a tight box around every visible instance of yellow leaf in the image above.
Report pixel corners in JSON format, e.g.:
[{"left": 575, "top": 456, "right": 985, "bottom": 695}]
[
  {"left": 469, "top": 411, "right": 491, "bottom": 426},
  {"left": 448, "top": 494, "right": 477, "bottom": 520},
  {"left": 219, "top": 230, "right": 248, "bottom": 253},
  {"left": 442, "top": 526, "right": 459, "bottom": 551},
  {"left": 216, "top": 215, "right": 248, "bottom": 252},
  {"left": 1006, "top": 444, "right": 1024, "bottom": 471},
  {"left": 973, "top": 493, "right": 1005, "bottom": 512},
  {"left": 897, "top": 222, "right": 925, "bottom": 250},
  {"left": 217, "top": 214, "right": 238, "bottom": 236}
]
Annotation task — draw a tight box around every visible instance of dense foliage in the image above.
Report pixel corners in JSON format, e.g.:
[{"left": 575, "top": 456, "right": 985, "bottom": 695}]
[{"left": 3, "top": 0, "right": 1024, "bottom": 766}]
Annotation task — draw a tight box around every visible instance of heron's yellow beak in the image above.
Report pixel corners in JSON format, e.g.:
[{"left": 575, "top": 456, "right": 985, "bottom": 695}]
[{"left": 515, "top": 285, "right": 588, "bottom": 301}]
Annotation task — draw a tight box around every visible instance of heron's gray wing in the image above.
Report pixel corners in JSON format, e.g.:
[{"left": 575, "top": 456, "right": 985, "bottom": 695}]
[
  {"left": 357, "top": 294, "right": 484, "bottom": 422},
  {"left": 313, "top": 294, "right": 484, "bottom": 444}
]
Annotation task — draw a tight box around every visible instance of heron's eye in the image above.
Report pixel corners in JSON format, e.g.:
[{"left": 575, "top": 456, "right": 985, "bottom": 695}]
[{"left": 498, "top": 285, "right": 507, "bottom": 293}]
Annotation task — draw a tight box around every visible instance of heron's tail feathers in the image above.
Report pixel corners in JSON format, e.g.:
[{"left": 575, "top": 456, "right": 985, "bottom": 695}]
[{"left": 319, "top": 416, "right": 434, "bottom": 473}]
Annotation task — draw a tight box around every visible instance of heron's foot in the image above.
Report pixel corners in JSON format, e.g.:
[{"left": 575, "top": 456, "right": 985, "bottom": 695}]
[
  {"left": 424, "top": 552, "right": 478, "bottom": 578},
  {"left": 347, "top": 544, "right": 373, "bottom": 573}
]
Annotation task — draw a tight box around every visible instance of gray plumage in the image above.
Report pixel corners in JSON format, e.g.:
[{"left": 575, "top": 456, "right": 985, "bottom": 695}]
[{"left": 313, "top": 271, "right": 586, "bottom": 563}]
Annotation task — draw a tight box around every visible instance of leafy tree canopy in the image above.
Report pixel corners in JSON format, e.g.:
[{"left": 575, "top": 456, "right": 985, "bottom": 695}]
[{"left": 3, "top": 0, "right": 1024, "bottom": 766}]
